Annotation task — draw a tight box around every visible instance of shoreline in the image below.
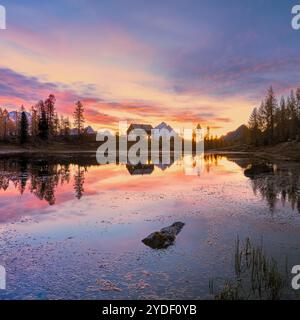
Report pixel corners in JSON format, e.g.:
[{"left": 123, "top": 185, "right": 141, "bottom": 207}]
[
  {"left": 210, "top": 141, "right": 300, "bottom": 162},
  {"left": 0, "top": 141, "right": 299, "bottom": 162}
]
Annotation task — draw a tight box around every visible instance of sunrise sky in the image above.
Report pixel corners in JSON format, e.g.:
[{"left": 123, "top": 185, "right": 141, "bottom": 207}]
[{"left": 0, "top": 0, "right": 299, "bottom": 135}]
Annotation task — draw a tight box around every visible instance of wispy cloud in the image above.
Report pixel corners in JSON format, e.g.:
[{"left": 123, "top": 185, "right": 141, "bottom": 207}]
[{"left": 0, "top": 0, "right": 299, "bottom": 135}]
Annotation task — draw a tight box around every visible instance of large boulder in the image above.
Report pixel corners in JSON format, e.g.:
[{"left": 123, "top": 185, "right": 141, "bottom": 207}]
[{"left": 142, "top": 222, "right": 185, "bottom": 249}]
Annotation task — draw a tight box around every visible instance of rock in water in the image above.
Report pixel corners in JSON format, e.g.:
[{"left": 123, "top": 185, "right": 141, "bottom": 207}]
[
  {"left": 142, "top": 222, "right": 185, "bottom": 249},
  {"left": 244, "top": 163, "right": 273, "bottom": 177}
]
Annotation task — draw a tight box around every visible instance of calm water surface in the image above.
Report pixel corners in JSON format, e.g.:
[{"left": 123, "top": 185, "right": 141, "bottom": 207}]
[{"left": 0, "top": 153, "right": 300, "bottom": 299}]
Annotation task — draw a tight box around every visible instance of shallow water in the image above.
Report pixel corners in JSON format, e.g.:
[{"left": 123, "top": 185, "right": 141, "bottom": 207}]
[{"left": 0, "top": 153, "right": 300, "bottom": 299}]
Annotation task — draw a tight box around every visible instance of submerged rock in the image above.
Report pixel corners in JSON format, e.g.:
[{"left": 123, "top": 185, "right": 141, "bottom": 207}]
[
  {"left": 244, "top": 163, "right": 273, "bottom": 177},
  {"left": 142, "top": 222, "right": 185, "bottom": 249}
]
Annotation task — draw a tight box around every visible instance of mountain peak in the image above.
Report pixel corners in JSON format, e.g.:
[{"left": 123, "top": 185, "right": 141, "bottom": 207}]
[{"left": 223, "top": 124, "right": 249, "bottom": 142}]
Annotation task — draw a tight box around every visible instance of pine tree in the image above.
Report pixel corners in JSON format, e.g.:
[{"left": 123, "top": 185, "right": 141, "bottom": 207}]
[
  {"left": 20, "top": 110, "right": 28, "bottom": 144},
  {"left": 264, "top": 86, "right": 277, "bottom": 144},
  {"left": 44, "top": 94, "right": 56, "bottom": 136},
  {"left": 248, "top": 107, "right": 259, "bottom": 146},
  {"left": 63, "top": 117, "right": 70, "bottom": 136},
  {"left": 73, "top": 101, "right": 85, "bottom": 136},
  {"left": 15, "top": 110, "right": 21, "bottom": 138},
  {"left": 278, "top": 96, "right": 287, "bottom": 142},
  {"left": 288, "top": 90, "right": 297, "bottom": 140},
  {"left": 53, "top": 113, "right": 60, "bottom": 136},
  {"left": 296, "top": 88, "right": 300, "bottom": 133},
  {"left": 38, "top": 109, "right": 49, "bottom": 140}
]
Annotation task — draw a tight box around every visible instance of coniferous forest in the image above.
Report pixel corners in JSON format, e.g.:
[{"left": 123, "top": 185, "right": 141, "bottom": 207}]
[
  {"left": 1, "top": 87, "right": 300, "bottom": 151},
  {"left": 248, "top": 87, "right": 300, "bottom": 146},
  {"left": 0, "top": 95, "right": 85, "bottom": 144}
]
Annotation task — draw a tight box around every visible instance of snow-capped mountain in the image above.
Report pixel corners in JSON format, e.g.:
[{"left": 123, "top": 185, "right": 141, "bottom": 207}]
[
  {"left": 154, "top": 122, "right": 174, "bottom": 132},
  {"left": 70, "top": 126, "right": 96, "bottom": 136},
  {"left": 153, "top": 122, "right": 177, "bottom": 137},
  {"left": 85, "top": 126, "right": 95, "bottom": 135}
]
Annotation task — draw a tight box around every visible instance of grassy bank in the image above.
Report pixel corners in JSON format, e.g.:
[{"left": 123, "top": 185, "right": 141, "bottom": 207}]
[
  {"left": 0, "top": 141, "right": 100, "bottom": 157},
  {"left": 213, "top": 141, "right": 300, "bottom": 161},
  {"left": 1, "top": 141, "right": 300, "bottom": 161}
]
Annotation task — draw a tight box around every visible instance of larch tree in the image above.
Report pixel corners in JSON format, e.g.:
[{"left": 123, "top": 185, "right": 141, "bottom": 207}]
[
  {"left": 44, "top": 94, "right": 56, "bottom": 136},
  {"left": 31, "top": 105, "right": 39, "bottom": 139},
  {"left": 2, "top": 109, "right": 8, "bottom": 141},
  {"left": 73, "top": 101, "right": 85, "bottom": 136},
  {"left": 53, "top": 113, "right": 60, "bottom": 136}
]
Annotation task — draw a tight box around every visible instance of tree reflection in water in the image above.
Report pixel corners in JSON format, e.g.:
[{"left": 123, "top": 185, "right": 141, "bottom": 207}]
[
  {"left": 0, "top": 155, "right": 299, "bottom": 214},
  {"left": 247, "top": 164, "right": 300, "bottom": 214},
  {"left": 226, "top": 154, "right": 300, "bottom": 214}
]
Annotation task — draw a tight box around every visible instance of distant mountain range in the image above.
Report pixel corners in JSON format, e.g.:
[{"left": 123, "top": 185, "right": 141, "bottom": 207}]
[
  {"left": 222, "top": 125, "right": 250, "bottom": 142},
  {"left": 6, "top": 114, "right": 178, "bottom": 137},
  {"left": 153, "top": 122, "right": 177, "bottom": 137},
  {"left": 154, "top": 121, "right": 175, "bottom": 132},
  {"left": 6, "top": 111, "right": 249, "bottom": 142},
  {"left": 70, "top": 126, "right": 96, "bottom": 136}
]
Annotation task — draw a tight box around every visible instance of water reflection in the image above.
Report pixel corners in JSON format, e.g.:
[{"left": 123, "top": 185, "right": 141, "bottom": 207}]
[
  {"left": 126, "top": 164, "right": 154, "bottom": 175},
  {"left": 225, "top": 155, "right": 300, "bottom": 214},
  {"left": 0, "top": 158, "right": 73, "bottom": 205},
  {"left": 244, "top": 162, "right": 300, "bottom": 214},
  {"left": 0, "top": 154, "right": 299, "bottom": 214}
]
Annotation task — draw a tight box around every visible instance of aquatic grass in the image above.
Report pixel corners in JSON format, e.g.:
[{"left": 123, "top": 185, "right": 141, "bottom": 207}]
[{"left": 211, "top": 237, "right": 289, "bottom": 300}]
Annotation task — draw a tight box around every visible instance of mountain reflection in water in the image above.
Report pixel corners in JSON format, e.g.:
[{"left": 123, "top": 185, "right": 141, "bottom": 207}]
[{"left": 0, "top": 154, "right": 299, "bottom": 215}]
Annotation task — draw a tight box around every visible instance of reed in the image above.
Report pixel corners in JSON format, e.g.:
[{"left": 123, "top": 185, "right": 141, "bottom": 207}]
[{"left": 211, "top": 237, "right": 288, "bottom": 300}]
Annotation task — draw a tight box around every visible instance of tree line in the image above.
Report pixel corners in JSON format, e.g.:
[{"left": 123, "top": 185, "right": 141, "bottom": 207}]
[
  {"left": 0, "top": 94, "right": 85, "bottom": 144},
  {"left": 248, "top": 87, "right": 300, "bottom": 146}
]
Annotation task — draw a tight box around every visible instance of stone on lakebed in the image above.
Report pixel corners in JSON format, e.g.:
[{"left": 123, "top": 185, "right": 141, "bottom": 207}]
[{"left": 142, "top": 222, "right": 185, "bottom": 249}]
